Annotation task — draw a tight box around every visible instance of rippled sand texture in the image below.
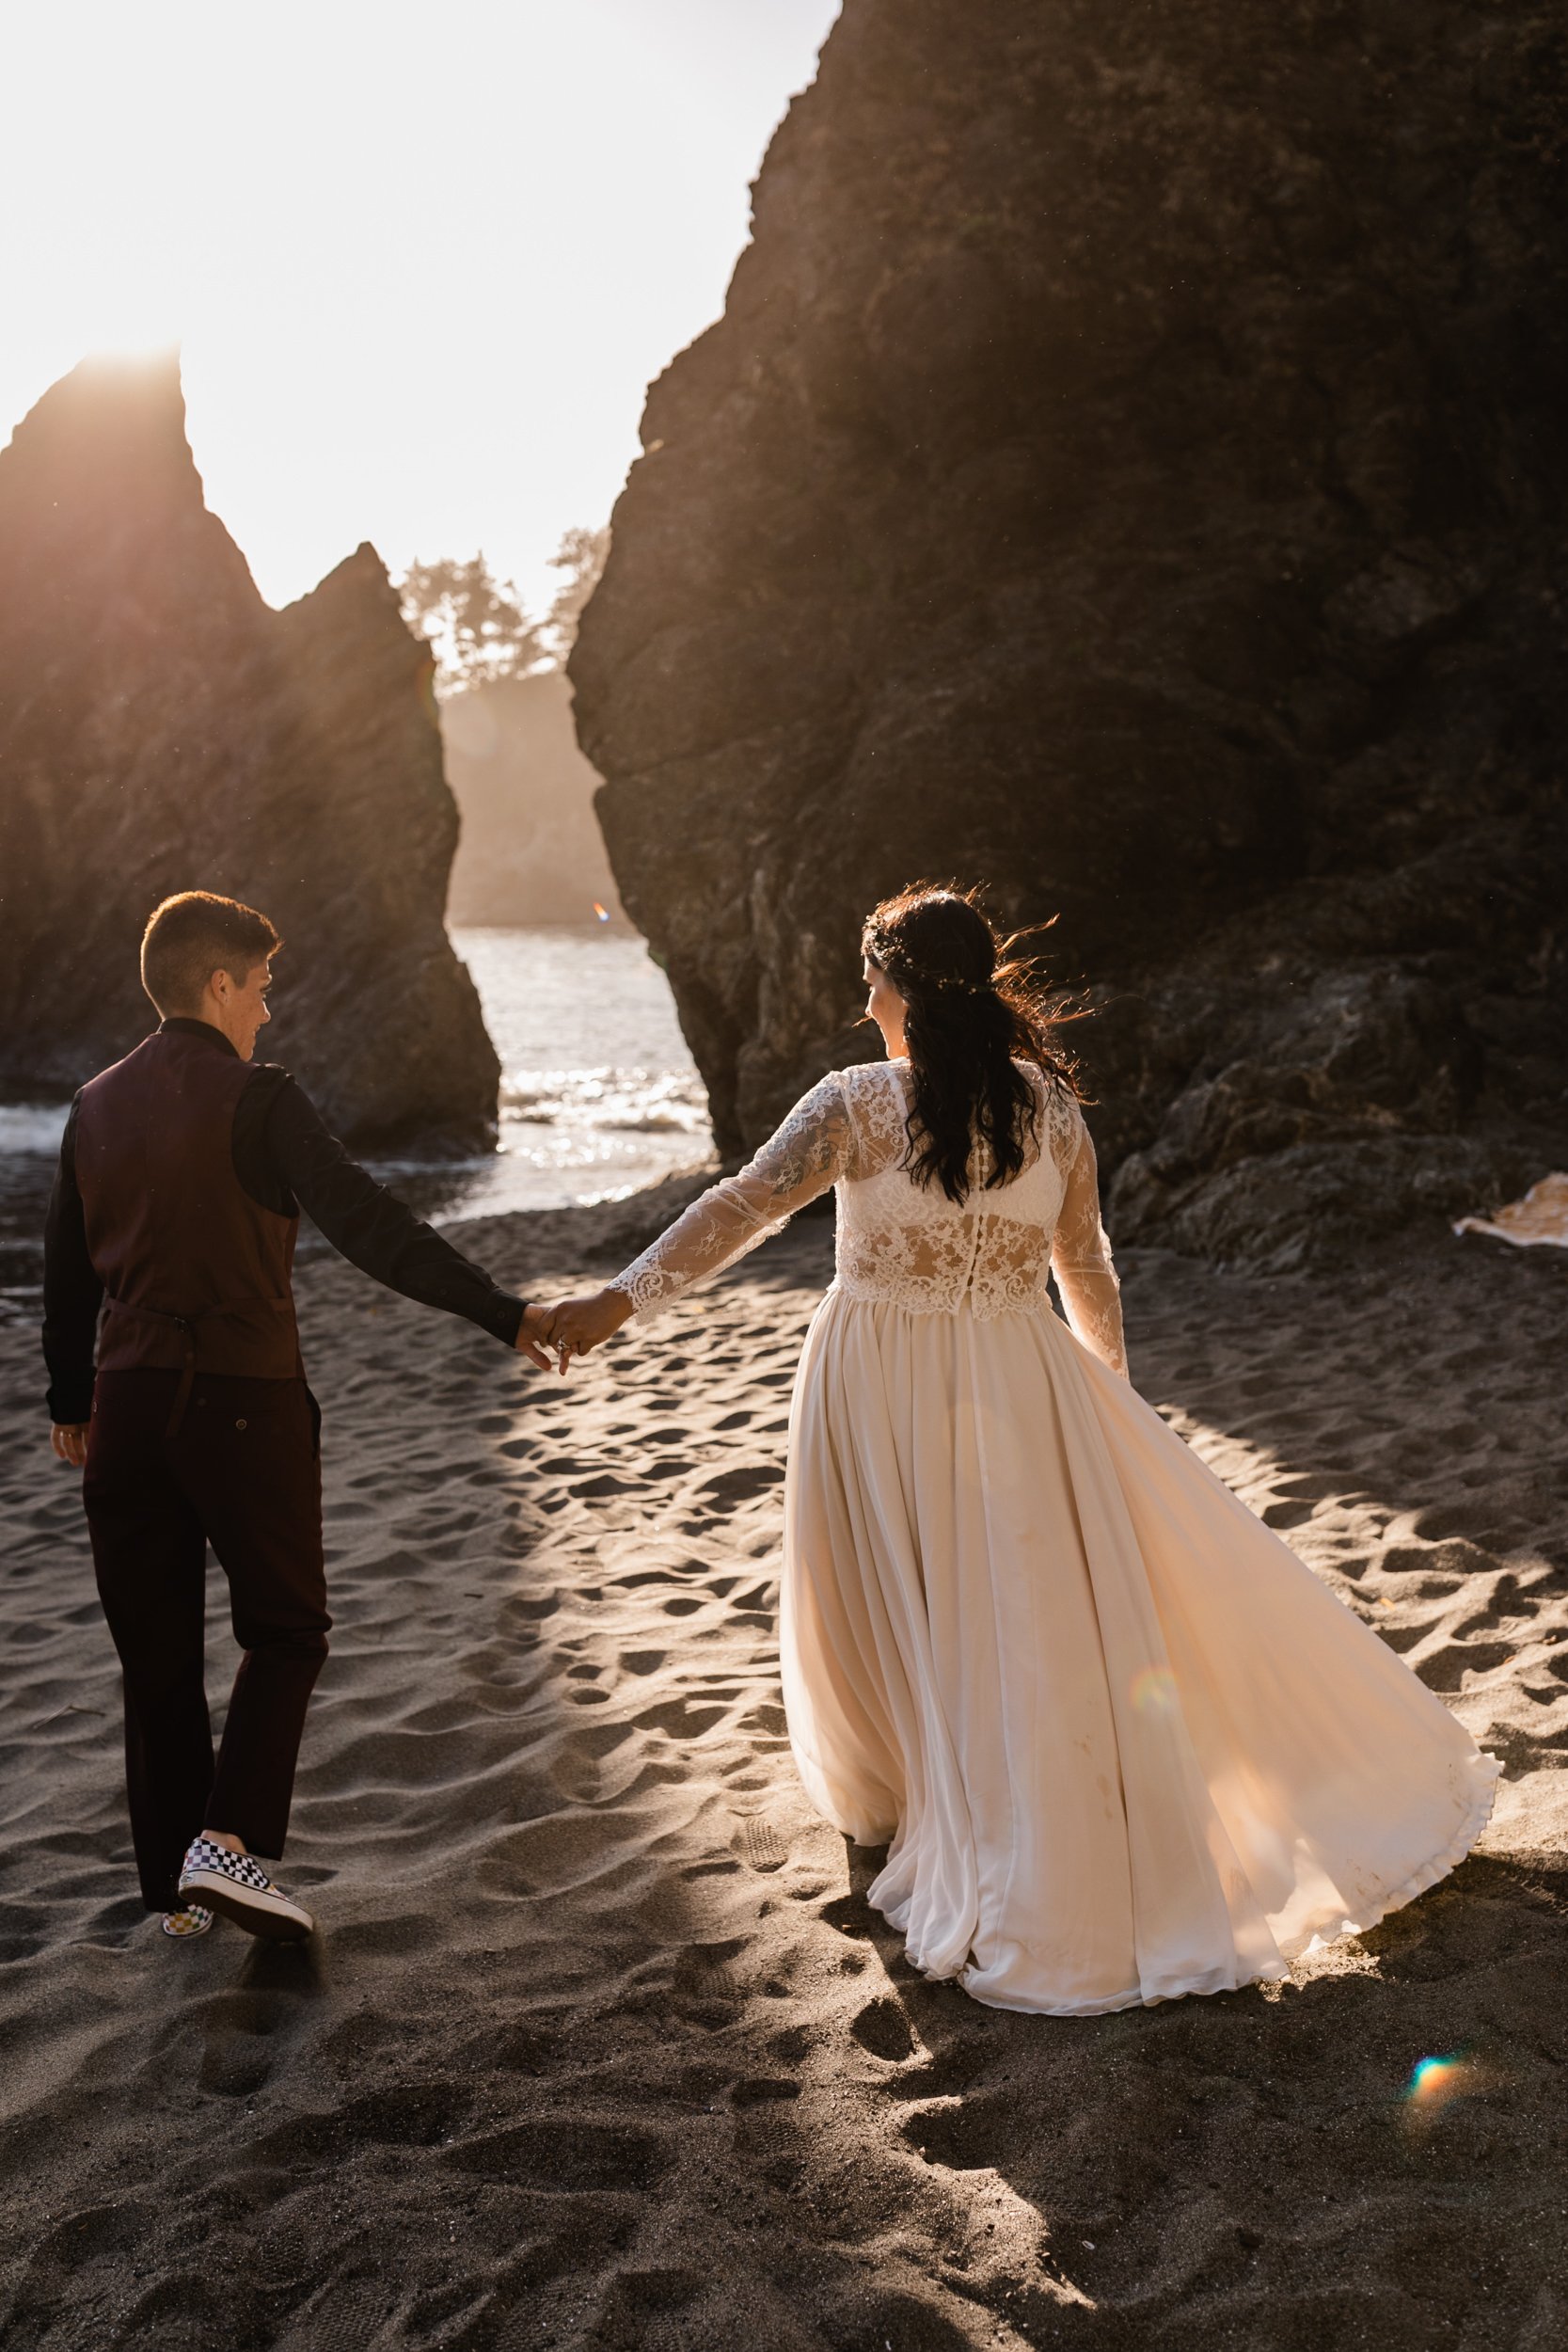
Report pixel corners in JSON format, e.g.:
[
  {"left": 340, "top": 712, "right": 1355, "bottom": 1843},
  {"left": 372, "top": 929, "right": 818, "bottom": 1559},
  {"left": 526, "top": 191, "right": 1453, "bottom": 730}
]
[{"left": 2, "top": 1216, "right": 1567, "bottom": 2351}]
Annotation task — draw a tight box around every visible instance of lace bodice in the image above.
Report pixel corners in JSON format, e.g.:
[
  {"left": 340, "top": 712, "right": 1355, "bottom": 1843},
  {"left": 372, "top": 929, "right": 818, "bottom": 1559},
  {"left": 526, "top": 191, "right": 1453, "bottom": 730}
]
[{"left": 608, "top": 1061, "right": 1128, "bottom": 1376}]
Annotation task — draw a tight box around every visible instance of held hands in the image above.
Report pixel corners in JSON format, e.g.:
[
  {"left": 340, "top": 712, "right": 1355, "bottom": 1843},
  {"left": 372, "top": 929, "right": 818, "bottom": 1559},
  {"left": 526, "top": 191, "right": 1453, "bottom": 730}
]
[
  {"left": 523, "top": 1286, "right": 634, "bottom": 1375},
  {"left": 514, "top": 1305, "right": 556, "bottom": 1371}
]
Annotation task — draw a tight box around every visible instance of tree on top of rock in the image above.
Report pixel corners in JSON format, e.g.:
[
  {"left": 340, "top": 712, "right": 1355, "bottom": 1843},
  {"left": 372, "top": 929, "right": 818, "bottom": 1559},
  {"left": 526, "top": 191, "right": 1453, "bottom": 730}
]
[
  {"left": 400, "top": 531, "right": 610, "bottom": 695},
  {"left": 399, "top": 554, "right": 547, "bottom": 697},
  {"left": 544, "top": 525, "right": 610, "bottom": 663}
]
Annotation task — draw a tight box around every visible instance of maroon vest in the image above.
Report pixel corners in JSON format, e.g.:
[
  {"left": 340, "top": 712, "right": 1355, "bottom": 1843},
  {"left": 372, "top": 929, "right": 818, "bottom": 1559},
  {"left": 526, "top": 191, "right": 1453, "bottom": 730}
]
[{"left": 75, "top": 1028, "right": 303, "bottom": 1386}]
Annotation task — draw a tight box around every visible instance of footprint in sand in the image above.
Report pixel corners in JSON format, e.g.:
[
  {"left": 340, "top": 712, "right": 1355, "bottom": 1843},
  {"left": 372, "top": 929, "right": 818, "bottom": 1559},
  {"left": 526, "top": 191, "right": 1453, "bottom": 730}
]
[
  {"left": 256, "top": 2081, "right": 469, "bottom": 2161},
  {"left": 633, "top": 1696, "right": 727, "bottom": 1738},
  {"left": 447, "top": 2118, "right": 671, "bottom": 2191},
  {"left": 192, "top": 1986, "right": 309, "bottom": 2099},
  {"left": 731, "top": 2076, "right": 801, "bottom": 2106},
  {"left": 730, "top": 1814, "right": 791, "bottom": 1871},
  {"left": 849, "top": 1995, "right": 916, "bottom": 2062}
]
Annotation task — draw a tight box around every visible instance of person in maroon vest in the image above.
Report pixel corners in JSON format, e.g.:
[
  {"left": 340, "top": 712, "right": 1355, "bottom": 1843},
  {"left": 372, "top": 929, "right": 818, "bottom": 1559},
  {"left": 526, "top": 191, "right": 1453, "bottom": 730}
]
[{"left": 43, "top": 891, "right": 551, "bottom": 1944}]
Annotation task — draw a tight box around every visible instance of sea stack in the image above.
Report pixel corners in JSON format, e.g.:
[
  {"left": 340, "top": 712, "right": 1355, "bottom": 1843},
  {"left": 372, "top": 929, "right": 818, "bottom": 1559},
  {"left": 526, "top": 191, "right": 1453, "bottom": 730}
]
[
  {"left": 0, "top": 353, "right": 499, "bottom": 1146},
  {"left": 571, "top": 0, "right": 1568, "bottom": 1267}
]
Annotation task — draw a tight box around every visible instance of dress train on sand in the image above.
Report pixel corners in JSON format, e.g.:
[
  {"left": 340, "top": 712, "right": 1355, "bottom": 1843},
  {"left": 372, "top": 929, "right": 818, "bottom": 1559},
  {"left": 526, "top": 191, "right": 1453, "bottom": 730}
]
[{"left": 610, "top": 1060, "right": 1496, "bottom": 2014}]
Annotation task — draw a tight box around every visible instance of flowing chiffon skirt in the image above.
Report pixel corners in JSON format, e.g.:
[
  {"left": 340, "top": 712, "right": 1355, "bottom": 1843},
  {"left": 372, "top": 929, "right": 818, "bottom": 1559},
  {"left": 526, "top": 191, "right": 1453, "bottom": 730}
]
[{"left": 781, "top": 1288, "right": 1497, "bottom": 2015}]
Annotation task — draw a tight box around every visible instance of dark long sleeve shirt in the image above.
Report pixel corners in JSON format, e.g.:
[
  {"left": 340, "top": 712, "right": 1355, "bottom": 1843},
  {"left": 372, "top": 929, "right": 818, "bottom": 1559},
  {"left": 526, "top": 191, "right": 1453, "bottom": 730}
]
[{"left": 43, "top": 1019, "right": 524, "bottom": 1422}]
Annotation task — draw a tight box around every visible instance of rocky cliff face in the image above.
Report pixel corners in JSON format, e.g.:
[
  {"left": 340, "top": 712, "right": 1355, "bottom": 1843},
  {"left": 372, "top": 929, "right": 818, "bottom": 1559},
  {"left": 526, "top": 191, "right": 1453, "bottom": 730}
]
[
  {"left": 572, "top": 0, "right": 1568, "bottom": 1267},
  {"left": 0, "top": 355, "right": 498, "bottom": 1145}
]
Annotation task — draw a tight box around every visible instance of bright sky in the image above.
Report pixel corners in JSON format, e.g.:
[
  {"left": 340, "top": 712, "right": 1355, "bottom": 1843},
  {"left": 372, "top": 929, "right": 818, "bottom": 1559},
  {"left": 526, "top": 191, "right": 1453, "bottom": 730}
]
[{"left": 0, "top": 0, "right": 839, "bottom": 616}]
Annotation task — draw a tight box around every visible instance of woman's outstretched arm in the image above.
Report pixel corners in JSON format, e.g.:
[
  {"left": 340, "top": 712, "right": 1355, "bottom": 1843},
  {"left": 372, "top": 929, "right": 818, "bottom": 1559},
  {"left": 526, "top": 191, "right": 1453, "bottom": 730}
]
[
  {"left": 1051, "top": 1111, "right": 1129, "bottom": 1379},
  {"left": 539, "top": 1074, "right": 855, "bottom": 1364}
]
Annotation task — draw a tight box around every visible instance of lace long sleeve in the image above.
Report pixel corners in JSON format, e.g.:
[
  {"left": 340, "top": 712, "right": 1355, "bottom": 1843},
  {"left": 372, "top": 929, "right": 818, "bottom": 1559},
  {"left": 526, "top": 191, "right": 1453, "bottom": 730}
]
[
  {"left": 1051, "top": 1109, "right": 1129, "bottom": 1378},
  {"left": 608, "top": 1074, "right": 854, "bottom": 1315}
]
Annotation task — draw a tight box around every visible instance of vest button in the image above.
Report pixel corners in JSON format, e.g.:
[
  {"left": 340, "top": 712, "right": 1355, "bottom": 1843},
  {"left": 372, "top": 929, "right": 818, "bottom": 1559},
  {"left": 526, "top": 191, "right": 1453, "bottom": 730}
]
[{"left": 235, "top": 1419, "right": 247, "bottom": 1430}]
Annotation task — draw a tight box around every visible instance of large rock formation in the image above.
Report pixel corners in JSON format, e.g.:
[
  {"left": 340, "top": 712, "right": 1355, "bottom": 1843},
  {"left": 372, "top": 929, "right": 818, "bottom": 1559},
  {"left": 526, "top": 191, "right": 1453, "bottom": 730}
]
[
  {"left": 572, "top": 0, "right": 1568, "bottom": 1267},
  {"left": 0, "top": 355, "right": 499, "bottom": 1145}
]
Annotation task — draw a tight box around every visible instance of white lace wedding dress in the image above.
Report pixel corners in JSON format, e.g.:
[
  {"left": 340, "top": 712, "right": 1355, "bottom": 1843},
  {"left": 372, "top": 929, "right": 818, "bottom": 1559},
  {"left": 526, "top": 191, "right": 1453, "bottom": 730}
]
[{"left": 609, "top": 1059, "right": 1497, "bottom": 2014}]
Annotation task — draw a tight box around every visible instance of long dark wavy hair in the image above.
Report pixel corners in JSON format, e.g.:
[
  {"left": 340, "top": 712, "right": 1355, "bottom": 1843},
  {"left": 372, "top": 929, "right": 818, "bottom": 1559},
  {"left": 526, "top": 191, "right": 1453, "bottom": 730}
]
[{"left": 862, "top": 883, "right": 1087, "bottom": 1204}]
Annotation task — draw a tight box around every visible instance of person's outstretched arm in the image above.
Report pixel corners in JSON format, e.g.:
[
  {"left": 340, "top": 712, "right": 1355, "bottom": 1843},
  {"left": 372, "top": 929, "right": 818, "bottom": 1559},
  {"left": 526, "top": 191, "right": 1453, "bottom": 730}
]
[
  {"left": 1051, "top": 1108, "right": 1129, "bottom": 1379},
  {"left": 241, "top": 1069, "right": 550, "bottom": 1366},
  {"left": 541, "top": 1073, "right": 854, "bottom": 1364},
  {"left": 43, "top": 1096, "right": 102, "bottom": 1459}
]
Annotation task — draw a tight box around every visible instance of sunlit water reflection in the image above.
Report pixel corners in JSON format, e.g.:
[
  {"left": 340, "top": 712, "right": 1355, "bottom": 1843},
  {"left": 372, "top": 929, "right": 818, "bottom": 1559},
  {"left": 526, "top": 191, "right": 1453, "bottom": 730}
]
[
  {"left": 375, "top": 924, "right": 711, "bottom": 1225},
  {"left": 0, "top": 924, "right": 711, "bottom": 1306}
]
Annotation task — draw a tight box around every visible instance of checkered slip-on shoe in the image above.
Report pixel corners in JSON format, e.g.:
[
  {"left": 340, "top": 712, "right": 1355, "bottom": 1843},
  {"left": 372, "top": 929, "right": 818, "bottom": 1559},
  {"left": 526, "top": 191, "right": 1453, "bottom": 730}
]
[
  {"left": 177, "top": 1836, "right": 315, "bottom": 1942},
  {"left": 161, "top": 1904, "right": 214, "bottom": 1938}
]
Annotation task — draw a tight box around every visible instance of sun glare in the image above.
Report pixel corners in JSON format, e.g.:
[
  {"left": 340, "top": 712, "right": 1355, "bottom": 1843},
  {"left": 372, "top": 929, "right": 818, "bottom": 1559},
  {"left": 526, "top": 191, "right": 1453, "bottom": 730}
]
[
  {"left": 1, "top": 0, "right": 842, "bottom": 612},
  {"left": 82, "top": 333, "right": 185, "bottom": 373}
]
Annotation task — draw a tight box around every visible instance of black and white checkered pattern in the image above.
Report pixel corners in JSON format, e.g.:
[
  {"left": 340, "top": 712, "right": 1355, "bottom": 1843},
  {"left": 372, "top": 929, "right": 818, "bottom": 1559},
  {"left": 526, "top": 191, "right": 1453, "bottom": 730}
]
[
  {"left": 160, "top": 1902, "right": 214, "bottom": 1939},
  {"left": 182, "top": 1836, "right": 273, "bottom": 1892},
  {"left": 178, "top": 1836, "right": 315, "bottom": 1941}
]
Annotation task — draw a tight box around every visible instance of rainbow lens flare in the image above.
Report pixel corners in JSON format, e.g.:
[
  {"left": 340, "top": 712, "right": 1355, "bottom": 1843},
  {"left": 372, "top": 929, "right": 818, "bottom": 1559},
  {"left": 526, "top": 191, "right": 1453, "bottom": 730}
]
[
  {"left": 1130, "top": 1665, "right": 1178, "bottom": 1717},
  {"left": 593, "top": 901, "right": 610, "bottom": 923},
  {"left": 1404, "top": 2052, "right": 1474, "bottom": 2114}
]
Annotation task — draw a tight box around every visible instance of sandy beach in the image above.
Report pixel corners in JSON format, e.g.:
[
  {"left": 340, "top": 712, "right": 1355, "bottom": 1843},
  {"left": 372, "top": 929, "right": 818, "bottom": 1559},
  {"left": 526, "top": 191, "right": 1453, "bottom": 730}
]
[{"left": 3, "top": 1197, "right": 1567, "bottom": 2351}]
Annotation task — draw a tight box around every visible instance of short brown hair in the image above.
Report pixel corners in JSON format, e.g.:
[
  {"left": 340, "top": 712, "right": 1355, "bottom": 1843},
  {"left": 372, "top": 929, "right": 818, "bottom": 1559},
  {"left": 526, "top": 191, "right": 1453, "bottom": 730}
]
[{"left": 140, "top": 892, "right": 280, "bottom": 1017}]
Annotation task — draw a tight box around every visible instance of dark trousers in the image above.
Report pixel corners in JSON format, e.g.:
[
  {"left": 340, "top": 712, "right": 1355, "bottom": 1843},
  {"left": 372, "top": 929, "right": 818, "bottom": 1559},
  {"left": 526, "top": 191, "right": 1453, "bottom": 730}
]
[{"left": 83, "top": 1370, "right": 330, "bottom": 1913}]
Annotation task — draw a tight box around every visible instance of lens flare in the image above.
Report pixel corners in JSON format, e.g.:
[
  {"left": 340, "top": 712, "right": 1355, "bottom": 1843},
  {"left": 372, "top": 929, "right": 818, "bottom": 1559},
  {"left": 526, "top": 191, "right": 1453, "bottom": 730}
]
[
  {"left": 1130, "top": 1665, "right": 1178, "bottom": 1717},
  {"left": 593, "top": 901, "right": 610, "bottom": 923},
  {"left": 1403, "top": 2051, "right": 1475, "bottom": 2115}
]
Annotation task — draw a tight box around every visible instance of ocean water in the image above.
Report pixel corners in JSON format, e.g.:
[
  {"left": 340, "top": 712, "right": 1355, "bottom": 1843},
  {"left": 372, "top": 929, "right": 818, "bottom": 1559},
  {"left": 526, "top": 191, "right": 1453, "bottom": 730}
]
[
  {"left": 0, "top": 925, "right": 710, "bottom": 1310},
  {"left": 0, "top": 1106, "right": 71, "bottom": 1311},
  {"left": 382, "top": 925, "right": 711, "bottom": 1223}
]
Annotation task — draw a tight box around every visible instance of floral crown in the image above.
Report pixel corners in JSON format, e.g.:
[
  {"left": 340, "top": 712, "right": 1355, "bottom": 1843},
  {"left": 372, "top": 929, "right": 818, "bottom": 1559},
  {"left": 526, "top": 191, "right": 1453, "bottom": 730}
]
[{"left": 865, "top": 929, "right": 995, "bottom": 998}]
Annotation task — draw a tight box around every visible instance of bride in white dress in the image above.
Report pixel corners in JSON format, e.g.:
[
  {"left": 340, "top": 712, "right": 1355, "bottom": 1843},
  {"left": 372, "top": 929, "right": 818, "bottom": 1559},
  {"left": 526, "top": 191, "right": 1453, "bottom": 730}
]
[{"left": 542, "top": 885, "right": 1497, "bottom": 2015}]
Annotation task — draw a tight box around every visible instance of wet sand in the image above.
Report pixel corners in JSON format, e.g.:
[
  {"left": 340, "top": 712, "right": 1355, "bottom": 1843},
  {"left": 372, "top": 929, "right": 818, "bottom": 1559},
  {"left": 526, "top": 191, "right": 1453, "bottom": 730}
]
[{"left": 2, "top": 1197, "right": 1566, "bottom": 2351}]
